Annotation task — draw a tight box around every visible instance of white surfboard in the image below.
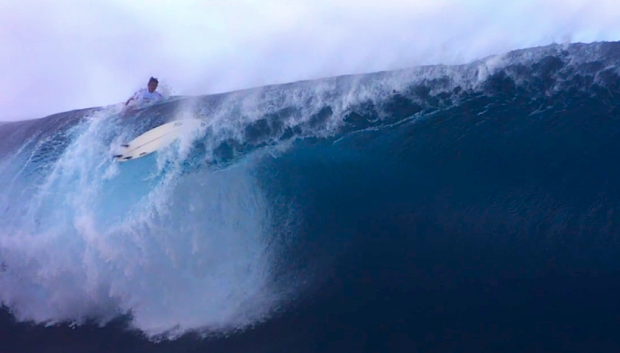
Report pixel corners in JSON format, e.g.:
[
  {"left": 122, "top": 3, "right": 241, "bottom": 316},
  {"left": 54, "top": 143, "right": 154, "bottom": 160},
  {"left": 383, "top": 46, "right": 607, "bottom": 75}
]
[{"left": 113, "top": 119, "right": 206, "bottom": 162}]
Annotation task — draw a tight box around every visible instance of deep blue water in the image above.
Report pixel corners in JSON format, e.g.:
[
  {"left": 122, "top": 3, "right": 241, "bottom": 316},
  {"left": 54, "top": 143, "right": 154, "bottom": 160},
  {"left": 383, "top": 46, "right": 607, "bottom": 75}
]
[{"left": 2, "top": 41, "right": 620, "bottom": 352}]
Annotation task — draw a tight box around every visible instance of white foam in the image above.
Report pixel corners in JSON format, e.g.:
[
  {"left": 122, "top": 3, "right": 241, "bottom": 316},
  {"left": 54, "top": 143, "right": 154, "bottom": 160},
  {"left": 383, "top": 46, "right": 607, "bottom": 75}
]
[{"left": 0, "top": 107, "right": 286, "bottom": 339}]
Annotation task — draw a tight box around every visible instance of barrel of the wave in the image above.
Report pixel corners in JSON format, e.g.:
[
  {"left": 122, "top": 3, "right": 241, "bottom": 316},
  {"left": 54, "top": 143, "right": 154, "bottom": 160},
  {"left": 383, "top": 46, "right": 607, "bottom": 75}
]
[{"left": 113, "top": 119, "right": 206, "bottom": 162}]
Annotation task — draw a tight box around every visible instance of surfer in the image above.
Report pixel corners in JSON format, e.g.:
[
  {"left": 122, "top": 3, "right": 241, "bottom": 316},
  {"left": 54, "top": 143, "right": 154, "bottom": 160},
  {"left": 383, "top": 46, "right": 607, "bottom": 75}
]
[{"left": 125, "top": 77, "right": 163, "bottom": 107}]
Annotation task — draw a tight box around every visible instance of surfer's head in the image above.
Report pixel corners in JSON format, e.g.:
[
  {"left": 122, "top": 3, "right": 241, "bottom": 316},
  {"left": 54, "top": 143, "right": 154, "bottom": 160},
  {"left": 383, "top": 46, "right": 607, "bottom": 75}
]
[{"left": 148, "top": 77, "right": 158, "bottom": 92}]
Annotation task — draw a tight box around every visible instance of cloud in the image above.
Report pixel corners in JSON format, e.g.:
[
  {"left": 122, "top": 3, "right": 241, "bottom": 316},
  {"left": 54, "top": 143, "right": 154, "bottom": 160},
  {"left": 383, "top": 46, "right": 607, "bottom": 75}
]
[{"left": 1, "top": 0, "right": 620, "bottom": 120}]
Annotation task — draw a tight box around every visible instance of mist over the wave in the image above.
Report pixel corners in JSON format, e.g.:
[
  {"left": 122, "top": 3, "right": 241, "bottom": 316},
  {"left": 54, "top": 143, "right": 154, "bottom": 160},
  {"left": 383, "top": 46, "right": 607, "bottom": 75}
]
[{"left": 2, "top": 0, "right": 620, "bottom": 121}]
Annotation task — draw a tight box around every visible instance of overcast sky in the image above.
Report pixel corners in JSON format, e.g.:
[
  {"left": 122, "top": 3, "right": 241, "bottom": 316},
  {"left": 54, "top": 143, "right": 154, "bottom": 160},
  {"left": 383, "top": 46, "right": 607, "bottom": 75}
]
[{"left": 1, "top": 0, "right": 620, "bottom": 121}]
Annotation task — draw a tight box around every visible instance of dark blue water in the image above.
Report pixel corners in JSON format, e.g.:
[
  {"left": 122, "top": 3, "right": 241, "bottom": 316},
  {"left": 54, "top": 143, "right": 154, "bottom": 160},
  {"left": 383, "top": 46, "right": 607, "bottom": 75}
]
[{"left": 2, "top": 41, "right": 620, "bottom": 352}]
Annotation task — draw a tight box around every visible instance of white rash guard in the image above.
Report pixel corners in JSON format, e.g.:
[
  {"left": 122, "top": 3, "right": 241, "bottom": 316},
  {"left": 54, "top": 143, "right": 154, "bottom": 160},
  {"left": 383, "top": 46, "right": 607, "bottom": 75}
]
[{"left": 130, "top": 88, "right": 163, "bottom": 106}]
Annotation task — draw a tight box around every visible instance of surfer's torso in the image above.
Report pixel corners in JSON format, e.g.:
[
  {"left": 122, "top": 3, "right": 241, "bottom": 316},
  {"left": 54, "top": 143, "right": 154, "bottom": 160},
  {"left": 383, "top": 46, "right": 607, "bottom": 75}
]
[{"left": 130, "top": 88, "right": 163, "bottom": 106}]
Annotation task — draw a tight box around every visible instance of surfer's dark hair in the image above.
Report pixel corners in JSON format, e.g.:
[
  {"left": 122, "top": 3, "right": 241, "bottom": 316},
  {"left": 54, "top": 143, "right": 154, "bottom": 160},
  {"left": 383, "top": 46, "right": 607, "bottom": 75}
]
[{"left": 149, "top": 77, "right": 158, "bottom": 84}]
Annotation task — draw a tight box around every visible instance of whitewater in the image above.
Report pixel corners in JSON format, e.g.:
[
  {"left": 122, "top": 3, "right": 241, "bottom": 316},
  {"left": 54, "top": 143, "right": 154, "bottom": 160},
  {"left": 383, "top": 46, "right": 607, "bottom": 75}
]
[{"left": 2, "top": 41, "right": 620, "bottom": 352}]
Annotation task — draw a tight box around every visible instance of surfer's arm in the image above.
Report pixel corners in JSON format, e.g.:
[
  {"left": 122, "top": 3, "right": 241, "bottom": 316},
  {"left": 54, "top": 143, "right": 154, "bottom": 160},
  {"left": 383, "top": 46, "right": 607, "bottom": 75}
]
[{"left": 125, "top": 90, "right": 141, "bottom": 106}]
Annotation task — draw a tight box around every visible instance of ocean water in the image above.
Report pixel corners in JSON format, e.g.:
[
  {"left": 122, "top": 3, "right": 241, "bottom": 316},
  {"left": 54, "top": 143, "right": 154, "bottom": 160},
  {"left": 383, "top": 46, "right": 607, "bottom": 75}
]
[{"left": 2, "top": 41, "right": 620, "bottom": 352}]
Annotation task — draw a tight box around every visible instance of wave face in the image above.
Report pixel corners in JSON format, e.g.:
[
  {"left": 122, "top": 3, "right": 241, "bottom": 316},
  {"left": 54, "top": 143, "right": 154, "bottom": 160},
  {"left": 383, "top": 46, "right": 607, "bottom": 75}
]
[{"left": 2, "top": 41, "right": 620, "bottom": 351}]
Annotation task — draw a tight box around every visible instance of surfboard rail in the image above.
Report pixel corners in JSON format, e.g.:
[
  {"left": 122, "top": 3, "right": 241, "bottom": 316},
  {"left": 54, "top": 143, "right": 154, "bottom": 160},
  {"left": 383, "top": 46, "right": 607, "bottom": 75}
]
[{"left": 113, "top": 119, "right": 205, "bottom": 162}]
